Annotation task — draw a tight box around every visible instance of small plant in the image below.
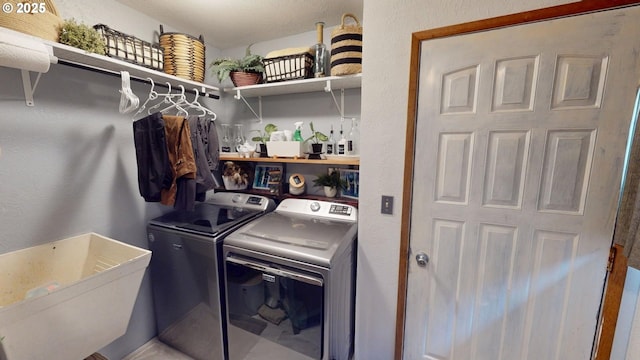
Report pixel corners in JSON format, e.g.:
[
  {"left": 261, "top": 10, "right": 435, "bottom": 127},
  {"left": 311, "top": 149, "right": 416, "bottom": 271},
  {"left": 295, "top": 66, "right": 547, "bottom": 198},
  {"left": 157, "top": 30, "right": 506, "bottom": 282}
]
[
  {"left": 305, "top": 121, "right": 328, "bottom": 144},
  {"left": 312, "top": 170, "right": 346, "bottom": 190},
  {"left": 251, "top": 123, "right": 278, "bottom": 144},
  {"left": 59, "top": 19, "right": 106, "bottom": 55},
  {"left": 209, "top": 45, "right": 265, "bottom": 83}
]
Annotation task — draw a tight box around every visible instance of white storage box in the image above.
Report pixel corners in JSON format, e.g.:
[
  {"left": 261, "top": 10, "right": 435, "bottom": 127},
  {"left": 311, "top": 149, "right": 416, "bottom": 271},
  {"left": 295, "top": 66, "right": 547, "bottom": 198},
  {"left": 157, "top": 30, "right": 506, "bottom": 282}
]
[
  {"left": 0, "top": 232, "right": 151, "bottom": 360},
  {"left": 266, "top": 141, "right": 305, "bottom": 158}
]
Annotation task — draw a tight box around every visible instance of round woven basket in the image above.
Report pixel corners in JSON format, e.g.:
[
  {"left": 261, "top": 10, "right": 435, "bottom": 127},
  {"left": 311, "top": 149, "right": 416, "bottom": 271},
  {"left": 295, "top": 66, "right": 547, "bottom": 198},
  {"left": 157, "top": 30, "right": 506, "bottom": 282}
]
[
  {"left": 159, "top": 25, "right": 205, "bottom": 82},
  {"left": 0, "top": 0, "right": 63, "bottom": 42},
  {"left": 230, "top": 71, "right": 263, "bottom": 87}
]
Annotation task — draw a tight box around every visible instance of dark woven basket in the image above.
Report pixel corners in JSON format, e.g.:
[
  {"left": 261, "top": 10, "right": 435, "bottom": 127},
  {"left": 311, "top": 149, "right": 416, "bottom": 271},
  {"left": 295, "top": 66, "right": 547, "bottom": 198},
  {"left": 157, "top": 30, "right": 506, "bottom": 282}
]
[
  {"left": 93, "top": 24, "right": 163, "bottom": 71},
  {"left": 263, "top": 52, "right": 314, "bottom": 83},
  {"left": 159, "top": 25, "right": 205, "bottom": 82}
]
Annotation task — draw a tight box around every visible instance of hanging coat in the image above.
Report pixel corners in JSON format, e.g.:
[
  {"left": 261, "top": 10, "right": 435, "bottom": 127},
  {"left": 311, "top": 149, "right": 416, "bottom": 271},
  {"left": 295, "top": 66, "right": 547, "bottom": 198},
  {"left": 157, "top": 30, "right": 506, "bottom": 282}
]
[
  {"left": 188, "top": 115, "right": 219, "bottom": 201},
  {"left": 132, "top": 112, "right": 172, "bottom": 202},
  {"left": 161, "top": 115, "right": 197, "bottom": 209}
]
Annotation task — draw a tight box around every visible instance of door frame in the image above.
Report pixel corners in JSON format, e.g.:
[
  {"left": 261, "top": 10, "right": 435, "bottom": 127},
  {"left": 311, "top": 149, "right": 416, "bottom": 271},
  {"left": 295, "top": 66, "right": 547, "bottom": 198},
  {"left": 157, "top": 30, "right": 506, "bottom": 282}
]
[{"left": 395, "top": 1, "right": 640, "bottom": 359}]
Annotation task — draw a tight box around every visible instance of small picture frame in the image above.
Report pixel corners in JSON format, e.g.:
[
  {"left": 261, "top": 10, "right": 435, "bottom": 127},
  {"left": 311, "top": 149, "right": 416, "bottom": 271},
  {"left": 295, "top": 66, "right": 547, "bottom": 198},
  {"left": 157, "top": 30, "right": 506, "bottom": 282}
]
[
  {"left": 339, "top": 169, "right": 360, "bottom": 199},
  {"left": 253, "top": 164, "right": 283, "bottom": 190}
]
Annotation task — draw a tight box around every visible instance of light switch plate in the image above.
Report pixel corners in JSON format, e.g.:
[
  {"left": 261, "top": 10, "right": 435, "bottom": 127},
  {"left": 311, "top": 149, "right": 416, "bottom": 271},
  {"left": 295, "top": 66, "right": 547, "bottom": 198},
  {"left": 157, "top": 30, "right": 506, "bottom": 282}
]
[{"left": 381, "top": 195, "right": 393, "bottom": 214}]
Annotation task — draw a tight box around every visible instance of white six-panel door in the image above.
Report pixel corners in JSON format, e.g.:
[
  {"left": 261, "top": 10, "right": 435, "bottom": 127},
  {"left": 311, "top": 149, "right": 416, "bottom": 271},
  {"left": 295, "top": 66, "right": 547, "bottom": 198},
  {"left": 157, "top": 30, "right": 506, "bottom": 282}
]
[{"left": 404, "top": 6, "right": 640, "bottom": 360}]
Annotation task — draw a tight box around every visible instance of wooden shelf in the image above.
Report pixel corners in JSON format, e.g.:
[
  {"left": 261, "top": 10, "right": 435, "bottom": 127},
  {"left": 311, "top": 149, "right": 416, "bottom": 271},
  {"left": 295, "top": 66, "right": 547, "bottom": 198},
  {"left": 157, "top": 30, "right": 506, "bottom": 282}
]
[
  {"left": 220, "top": 155, "right": 359, "bottom": 166},
  {"left": 223, "top": 73, "right": 361, "bottom": 98}
]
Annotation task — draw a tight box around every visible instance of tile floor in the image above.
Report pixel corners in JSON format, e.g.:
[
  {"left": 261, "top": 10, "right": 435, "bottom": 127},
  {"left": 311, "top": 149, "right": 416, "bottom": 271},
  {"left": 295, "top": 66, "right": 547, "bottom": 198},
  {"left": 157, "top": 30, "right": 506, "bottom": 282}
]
[{"left": 122, "top": 319, "right": 318, "bottom": 360}]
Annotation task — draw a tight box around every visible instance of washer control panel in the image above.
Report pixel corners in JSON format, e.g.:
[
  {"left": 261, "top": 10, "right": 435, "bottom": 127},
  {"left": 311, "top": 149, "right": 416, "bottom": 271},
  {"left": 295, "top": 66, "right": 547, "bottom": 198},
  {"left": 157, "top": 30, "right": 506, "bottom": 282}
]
[
  {"left": 204, "top": 191, "right": 275, "bottom": 211},
  {"left": 329, "top": 204, "right": 354, "bottom": 216},
  {"left": 276, "top": 198, "right": 357, "bottom": 222}
]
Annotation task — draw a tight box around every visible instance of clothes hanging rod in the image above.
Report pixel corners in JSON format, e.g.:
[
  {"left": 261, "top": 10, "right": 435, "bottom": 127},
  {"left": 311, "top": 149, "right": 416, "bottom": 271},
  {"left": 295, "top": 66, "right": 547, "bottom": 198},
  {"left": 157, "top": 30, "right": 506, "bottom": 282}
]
[{"left": 57, "top": 59, "right": 220, "bottom": 100}]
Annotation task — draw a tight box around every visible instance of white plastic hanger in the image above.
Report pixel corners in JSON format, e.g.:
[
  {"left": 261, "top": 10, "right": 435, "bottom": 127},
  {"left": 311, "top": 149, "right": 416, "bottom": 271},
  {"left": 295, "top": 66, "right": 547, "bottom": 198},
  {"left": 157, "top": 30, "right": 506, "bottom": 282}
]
[
  {"left": 159, "top": 84, "right": 189, "bottom": 116},
  {"left": 187, "top": 88, "right": 217, "bottom": 119},
  {"left": 147, "top": 82, "right": 180, "bottom": 115},
  {"left": 132, "top": 78, "right": 159, "bottom": 119},
  {"left": 119, "top": 71, "right": 139, "bottom": 114}
]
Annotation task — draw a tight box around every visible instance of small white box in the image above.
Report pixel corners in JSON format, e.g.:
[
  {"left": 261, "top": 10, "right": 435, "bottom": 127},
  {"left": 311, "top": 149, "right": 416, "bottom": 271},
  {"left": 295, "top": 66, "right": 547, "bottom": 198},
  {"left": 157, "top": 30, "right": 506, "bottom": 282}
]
[{"left": 266, "top": 141, "right": 304, "bottom": 158}]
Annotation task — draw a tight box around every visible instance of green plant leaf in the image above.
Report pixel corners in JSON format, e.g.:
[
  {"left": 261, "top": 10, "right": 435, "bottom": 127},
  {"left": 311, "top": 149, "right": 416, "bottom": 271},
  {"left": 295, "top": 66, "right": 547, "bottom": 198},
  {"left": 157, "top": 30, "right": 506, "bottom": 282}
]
[
  {"left": 312, "top": 170, "right": 346, "bottom": 189},
  {"left": 265, "top": 123, "right": 278, "bottom": 133},
  {"left": 59, "top": 19, "right": 106, "bottom": 55},
  {"left": 209, "top": 45, "right": 265, "bottom": 82}
]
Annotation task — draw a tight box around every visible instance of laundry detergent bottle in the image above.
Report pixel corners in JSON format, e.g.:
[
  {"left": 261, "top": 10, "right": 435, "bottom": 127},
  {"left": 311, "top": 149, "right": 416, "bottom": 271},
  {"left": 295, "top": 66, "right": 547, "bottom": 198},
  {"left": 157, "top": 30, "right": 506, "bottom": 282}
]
[{"left": 293, "top": 121, "right": 304, "bottom": 141}]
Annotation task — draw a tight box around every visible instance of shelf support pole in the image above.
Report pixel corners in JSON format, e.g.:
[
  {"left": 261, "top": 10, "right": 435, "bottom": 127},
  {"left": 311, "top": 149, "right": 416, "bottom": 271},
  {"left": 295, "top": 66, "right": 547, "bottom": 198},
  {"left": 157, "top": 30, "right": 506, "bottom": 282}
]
[
  {"left": 20, "top": 70, "right": 43, "bottom": 107},
  {"left": 234, "top": 89, "right": 263, "bottom": 123},
  {"left": 325, "top": 80, "right": 345, "bottom": 119}
]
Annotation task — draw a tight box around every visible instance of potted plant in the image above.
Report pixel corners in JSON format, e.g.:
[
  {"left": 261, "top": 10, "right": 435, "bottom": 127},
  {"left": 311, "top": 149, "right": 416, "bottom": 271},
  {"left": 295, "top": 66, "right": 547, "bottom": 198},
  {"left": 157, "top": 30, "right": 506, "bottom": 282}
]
[
  {"left": 305, "top": 121, "right": 328, "bottom": 157},
  {"left": 59, "top": 19, "right": 106, "bottom": 55},
  {"left": 209, "top": 45, "right": 265, "bottom": 87},
  {"left": 251, "top": 123, "right": 278, "bottom": 157},
  {"left": 312, "top": 170, "right": 346, "bottom": 198}
]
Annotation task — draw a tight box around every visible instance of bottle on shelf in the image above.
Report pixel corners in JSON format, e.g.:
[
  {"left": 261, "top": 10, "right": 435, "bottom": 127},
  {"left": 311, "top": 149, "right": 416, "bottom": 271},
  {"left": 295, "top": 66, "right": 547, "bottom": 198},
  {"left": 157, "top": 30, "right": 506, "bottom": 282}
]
[
  {"left": 337, "top": 123, "right": 347, "bottom": 155},
  {"left": 313, "top": 22, "right": 327, "bottom": 78},
  {"left": 293, "top": 121, "right": 304, "bottom": 141},
  {"left": 221, "top": 124, "right": 232, "bottom": 153},
  {"left": 347, "top": 117, "right": 360, "bottom": 155},
  {"left": 326, "top": 125, "right": 336, "bottom": 155},
  {"left": 233, "top": 124, "right": 245, "bottom": 151}
]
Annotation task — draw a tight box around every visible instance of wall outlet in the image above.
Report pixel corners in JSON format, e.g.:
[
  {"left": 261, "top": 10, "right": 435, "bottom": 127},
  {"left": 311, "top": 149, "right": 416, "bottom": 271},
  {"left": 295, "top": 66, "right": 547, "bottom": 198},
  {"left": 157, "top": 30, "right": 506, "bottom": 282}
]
[{"left": 381, "top": 195, "right": 393, "bottom": 215}]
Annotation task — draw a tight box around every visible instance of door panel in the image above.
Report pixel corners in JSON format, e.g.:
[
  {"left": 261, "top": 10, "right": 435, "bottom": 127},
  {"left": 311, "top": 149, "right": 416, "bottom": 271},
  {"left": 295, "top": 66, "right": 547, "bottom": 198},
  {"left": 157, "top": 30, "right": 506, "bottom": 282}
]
[{"left": 404, "top": 6, "right": 640, "bottom": 360}]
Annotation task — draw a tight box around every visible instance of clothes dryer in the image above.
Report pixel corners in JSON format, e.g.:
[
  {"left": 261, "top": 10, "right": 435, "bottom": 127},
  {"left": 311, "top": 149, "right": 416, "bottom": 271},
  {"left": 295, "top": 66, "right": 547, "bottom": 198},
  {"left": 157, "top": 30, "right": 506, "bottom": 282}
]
[
  {"left": 147, "top": 192, "right": 275, "bottom": 360},
  {"left": 223, "top": 198, "right": 357, "bottom": 360}
]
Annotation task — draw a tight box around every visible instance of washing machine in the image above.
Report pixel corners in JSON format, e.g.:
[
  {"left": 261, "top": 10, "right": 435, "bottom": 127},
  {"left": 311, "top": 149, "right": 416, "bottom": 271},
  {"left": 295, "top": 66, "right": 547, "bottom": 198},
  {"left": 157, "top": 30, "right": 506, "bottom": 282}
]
[
  {"left": 147, "top": 192, "right": 276, "bottom": 360},
  {"left": 223, "top": 198, "right": 357, "bottom": 360}
]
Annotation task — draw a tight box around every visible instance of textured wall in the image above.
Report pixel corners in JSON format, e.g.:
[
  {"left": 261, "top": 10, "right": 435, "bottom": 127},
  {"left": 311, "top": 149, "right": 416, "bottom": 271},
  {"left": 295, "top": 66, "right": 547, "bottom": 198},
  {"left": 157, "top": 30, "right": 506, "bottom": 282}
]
[
  {"left": 0, "top": 2, "right": 356, "bottom": 358},
  {"left": 9, "top": 1, "right": 640, "bottom": 359},
  {"left": 0, "top": 1, "right": 217, "bottom": 358}
]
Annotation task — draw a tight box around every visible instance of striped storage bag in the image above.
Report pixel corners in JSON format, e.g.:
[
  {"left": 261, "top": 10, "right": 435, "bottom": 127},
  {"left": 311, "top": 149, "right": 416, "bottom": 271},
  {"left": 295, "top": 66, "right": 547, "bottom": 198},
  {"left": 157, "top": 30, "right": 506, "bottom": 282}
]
[{"left": 330, "top": 13, "right": 362, "bottom": 76}]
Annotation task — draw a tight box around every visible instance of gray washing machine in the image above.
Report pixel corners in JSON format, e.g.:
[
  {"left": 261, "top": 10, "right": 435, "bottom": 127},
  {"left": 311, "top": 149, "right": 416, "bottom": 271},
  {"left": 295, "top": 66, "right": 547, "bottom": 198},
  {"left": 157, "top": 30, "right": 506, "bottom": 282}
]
[
  {"left": 147, "top": 192, "right": 275, "bottom": 360},
  {"left": 223, "top": 198, "right": 357, "bottom": 360}
]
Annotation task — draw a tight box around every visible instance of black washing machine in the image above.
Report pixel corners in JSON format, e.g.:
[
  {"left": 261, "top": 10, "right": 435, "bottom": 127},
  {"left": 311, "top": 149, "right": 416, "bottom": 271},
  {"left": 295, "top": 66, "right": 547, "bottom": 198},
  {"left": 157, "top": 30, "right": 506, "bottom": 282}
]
[{"left": 147, "top": 192, "right": 275, "bottom": 360}]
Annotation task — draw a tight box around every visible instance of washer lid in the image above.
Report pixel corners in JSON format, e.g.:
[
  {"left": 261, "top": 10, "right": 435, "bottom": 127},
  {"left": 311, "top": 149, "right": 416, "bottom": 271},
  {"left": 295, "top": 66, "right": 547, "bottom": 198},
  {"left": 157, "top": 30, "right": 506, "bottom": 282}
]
[
  {"left": 149, "top": 202, "right": 263, "bottom": 236},
  {"left": 225, "top": 211, "right": 357, "bottom": 266}
]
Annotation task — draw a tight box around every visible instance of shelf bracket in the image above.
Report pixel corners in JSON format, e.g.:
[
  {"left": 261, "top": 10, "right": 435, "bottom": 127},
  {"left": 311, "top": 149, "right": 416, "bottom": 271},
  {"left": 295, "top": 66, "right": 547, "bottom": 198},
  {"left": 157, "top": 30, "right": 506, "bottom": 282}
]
[
  {"left": 234, "top": 89, "right": 263, "bottom": 123},
  {"left": 20, "top": 70, "right": 43, "bottom": 107},
  {"left": 324, "top": 79, "right": 345, "bottom": 118}
]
